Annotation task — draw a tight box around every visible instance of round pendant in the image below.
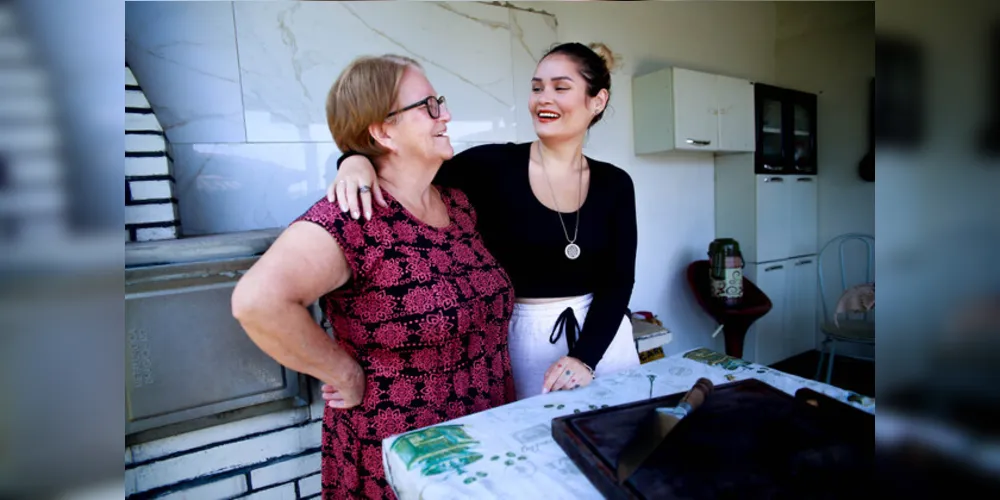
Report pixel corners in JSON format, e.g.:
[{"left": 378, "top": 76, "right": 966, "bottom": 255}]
[{"left": 565, "top": 243, "right": 581, "bottom": 260}]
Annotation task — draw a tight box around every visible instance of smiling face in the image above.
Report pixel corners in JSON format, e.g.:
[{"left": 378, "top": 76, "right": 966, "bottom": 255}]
[
  {"left": 380, "top": 66, "right": 453, "bottom": 163},
  {"left": 529, "top": 54, "right": 607, "bottom": 142}
]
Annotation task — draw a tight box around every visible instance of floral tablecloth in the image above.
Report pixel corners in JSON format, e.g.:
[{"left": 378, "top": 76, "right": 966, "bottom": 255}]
[{"left": 382, "top": 347, "right": 875, "bottom": 500}]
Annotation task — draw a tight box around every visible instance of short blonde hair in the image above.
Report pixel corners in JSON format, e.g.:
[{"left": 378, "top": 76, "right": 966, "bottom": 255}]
[{"left": 325, "top": 55, "right": 422, "bottom": 157}]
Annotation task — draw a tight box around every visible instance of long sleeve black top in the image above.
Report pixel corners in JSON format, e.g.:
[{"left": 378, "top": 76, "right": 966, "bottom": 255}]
[{"left": 340, "top": 141, "right": 638, "bottom": 370}]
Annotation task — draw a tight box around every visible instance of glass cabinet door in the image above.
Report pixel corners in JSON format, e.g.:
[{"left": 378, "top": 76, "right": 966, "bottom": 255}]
[
  {"left": 761, "top": 99, "right": 785, "bottom": 165},
  {"left": 755, "top": 84, "right": 790, "bottom": 173},
  {"left": 755, "top": 83, "right": 818, "bottom": 175},
  {"left": 792, "top": 93, "right": 818, "bottom": 173}
]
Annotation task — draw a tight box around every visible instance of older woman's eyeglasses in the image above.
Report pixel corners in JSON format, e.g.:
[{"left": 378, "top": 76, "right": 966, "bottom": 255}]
[{"left": 386, "top": 95, "right": 447, "bottom": 120}]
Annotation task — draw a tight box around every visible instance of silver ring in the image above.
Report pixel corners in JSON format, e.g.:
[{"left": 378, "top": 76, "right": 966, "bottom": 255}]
[{"left": 359, "top": 185, "right": 371, "bottom": 194}]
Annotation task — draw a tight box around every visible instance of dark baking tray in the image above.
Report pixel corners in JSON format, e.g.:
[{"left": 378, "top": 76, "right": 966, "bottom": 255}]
[{"left": 552, "top": 378, "right": 873, "bottom": 499}]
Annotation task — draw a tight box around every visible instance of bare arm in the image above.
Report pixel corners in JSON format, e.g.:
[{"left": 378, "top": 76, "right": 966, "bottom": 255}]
[
  {"left": 231, "top": 221, "right": 365, "bottom": 407},
  {"left": 327, "top": 148, "right": 483, "bottom": 220},
  {"left": 542, "top": 170, "right": 638, "bottom": 393},
  {"left": 570, "top": 172, "right": 638, "bottom": 368}
]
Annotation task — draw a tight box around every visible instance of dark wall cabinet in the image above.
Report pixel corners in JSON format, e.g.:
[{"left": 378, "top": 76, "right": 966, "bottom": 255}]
[{"left": 754, "top": 83, "right": 818, "bottom": 175}]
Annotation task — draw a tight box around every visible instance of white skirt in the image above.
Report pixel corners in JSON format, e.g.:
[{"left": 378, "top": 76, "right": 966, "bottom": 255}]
[{"left": 508, "top": 294, "right": 641, "bottom": 400}]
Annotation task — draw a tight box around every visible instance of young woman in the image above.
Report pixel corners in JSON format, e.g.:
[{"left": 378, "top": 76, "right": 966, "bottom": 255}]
[{"left": 328, "top": 42, "right": 640, "bottom": 399}]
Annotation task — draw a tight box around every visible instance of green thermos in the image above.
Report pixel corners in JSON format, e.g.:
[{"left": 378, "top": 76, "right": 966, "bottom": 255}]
[{"left": 708, "top": 238, "right": 745, "bottom": 306}]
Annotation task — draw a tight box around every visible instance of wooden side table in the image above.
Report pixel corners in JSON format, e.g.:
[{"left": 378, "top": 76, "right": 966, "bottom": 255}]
[{"left": 686, "top": 260, "right": 773, "bottom": 359}]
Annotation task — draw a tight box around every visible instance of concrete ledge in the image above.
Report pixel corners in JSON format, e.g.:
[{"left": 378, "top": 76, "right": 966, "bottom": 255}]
[{"left": 125, "top": 228, "right": 284, "bottom": 268}]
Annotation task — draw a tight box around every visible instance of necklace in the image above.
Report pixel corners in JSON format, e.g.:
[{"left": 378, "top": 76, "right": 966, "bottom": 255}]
[{"left": 537, "top": 142, "right": 584, "bottom": 260}]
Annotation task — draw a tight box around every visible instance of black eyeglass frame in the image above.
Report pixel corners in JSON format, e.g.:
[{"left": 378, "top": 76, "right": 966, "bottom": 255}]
[{"left": 386, "top": 95, "right": 446, "bottom": 120}]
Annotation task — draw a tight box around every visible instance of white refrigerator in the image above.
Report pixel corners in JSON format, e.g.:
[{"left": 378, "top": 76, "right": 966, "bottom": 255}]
[{"left": 715, "top": 156, "right": 819, "bottom": 366}]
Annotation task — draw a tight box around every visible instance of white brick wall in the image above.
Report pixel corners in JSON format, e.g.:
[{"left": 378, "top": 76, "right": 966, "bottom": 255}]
[
  {"left": 130, "top": 407, "right": 311, "bottom": 464},
  {"left": 250, "top": 452, "right": 321, "bottom": 489},
  {"left": 0, "top": 124, "right": 59, "bottom": 152},
  {"left": 125, "top": 63, "right": 180, "bottom": 242},
  {"left": 126, "top": 133, "right": 167, "bottom": 153},
  {"left": 0, "top": 94, "right": 52, "bottom": 118},
  {"left": 16, "top": 221, "right": 66, "bottom": 242},
  {"left": 126, "top": 111, "right": 163, "bottom": 131},
  {"left": 0, "top": 66, "right": 45, "bottom": 89},
  {"left": 136, "top": 226, "right": 179, "bottom": 241},
  {"left": 126, "top": 423, "right": 320, "bottom": 493},
  {"left": 125, "top": 396, "right": 324, "bottom": 499},
  {"left": 0, "top": 18, "right": 71, "bottom": 242},
  {"left": 0, "top": 189, "right": 65, "bottom": 215},
  {"left": 125, "top": 156, "right": 171, "bottom": 177},
  {"left": 0, "top": 36, "right": 30, "bottom": 62},
  {"left": 297, "top": 474, "right": 321, "bottom": 498},
  {"left": 159, "top": 475, "right": 249, "bottom": 500},
  {"left": 129, "top": 180, "right": 174, "bottom": 201},
  {"left": 125, "top": 203, "right": 178, "bottom": 225},
  {"left": 6, "top": 153, "right": 62, "bottom": 184},
  {"left": 126, "top": 88, "right": 152, "bottom": 109},
  {"left": 241, "top": 483, "right": 297, "bottom": 500}
]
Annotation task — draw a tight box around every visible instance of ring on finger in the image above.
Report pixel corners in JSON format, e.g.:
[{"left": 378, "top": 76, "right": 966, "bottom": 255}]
[{"left": 359, "top": 185, "right": 371, "bottom": 194}]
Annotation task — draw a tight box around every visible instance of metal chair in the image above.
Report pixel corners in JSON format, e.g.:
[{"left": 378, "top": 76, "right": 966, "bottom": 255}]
[{"left": 816, "top": 233, "right": 875, "bottom": 384}]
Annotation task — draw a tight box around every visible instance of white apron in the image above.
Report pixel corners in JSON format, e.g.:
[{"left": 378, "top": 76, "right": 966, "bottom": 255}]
[{"left": 508, "top": 294, "right": 641, "bottom": 400}]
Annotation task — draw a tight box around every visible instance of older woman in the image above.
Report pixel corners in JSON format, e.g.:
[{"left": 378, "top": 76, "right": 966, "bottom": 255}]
[
  {"left": 327, "top": 43, "right": 641, "bottom": 400},
  {"left": 231, "top": 55, "right": 516, "bottom": 499}
]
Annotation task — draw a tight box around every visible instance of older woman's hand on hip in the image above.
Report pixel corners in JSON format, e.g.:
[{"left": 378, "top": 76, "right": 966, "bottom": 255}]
[
  {"left": 320, "top": 366, "right": 366, "bottom": 409},
  {"left": 541, "top": 356, "right": 594, "bottom": 394},
  {"left": 326, "top": 155, "right": 386, "bottom": 221}
]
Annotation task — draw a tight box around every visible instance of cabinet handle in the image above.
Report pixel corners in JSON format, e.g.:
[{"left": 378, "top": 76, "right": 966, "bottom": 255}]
[
  {"left": 764, "top": 177, "right": 784, "bottom": 182},
  {"left": 795, "top": 259, "right": 813, "bottom": 266},
  {"left": 685, "top": 139, "right": 711, "bottom": 146},
  {"left": 796, "top": 177, "right": 813, "bottom": 182},
  {"left": 765, "top": 265, "right": 784, "bottom": 272},
  {"left": 763, "top": 164, "right": 781, "bottom": 171}
]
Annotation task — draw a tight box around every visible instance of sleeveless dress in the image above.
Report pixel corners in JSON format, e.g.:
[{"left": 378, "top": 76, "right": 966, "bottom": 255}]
[{"left": 294, "top": 186, "right": 517, "bottom": 500}]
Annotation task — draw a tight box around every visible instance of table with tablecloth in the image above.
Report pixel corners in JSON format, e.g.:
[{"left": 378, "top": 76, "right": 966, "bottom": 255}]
[{"left": 382, "top": 347, "right": 875, "bottom": 500}]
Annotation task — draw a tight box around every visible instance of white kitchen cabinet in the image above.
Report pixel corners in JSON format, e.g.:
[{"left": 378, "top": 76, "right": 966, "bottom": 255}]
[
  {"left": 786, "top": 256, "right": 818, "bottom": 358},
  {"left": 745, "top": 257, "right": 816, "bottom": 366},
  {"left": 749, "top": 260, "right": 788, "bottom": 366},
  {"left": 787, "top": 176, "right": 818, "bottom": 258},
  {"left": 753, "top": 174, "right": 816, "bottom": 261},
  {"left": 715, "top": 167, "right": 818, "bottom": 263},
  {"left": 716, "top": 74, "right": 756, "bottom": 151},
  {"left": 716, "top": 156, "right": 819, "bottom": 365},
  {"left": 671, "top": 68, "right": 718, "bottom": 150},
  {"left": 632, "top": 67, "right": 754, "bottom": 154},
  {"left": 754, "top": 175, "right": 792, "bottom": 263}
]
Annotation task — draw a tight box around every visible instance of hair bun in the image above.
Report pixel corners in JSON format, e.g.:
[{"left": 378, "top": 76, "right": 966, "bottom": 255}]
[{"left": 588, "top": 42, "right": 620, "bottom": 73}]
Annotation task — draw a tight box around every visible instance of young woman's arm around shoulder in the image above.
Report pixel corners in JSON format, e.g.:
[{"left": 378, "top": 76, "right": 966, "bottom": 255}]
[
  {"left": 326, "top": 143, "right": 502, "bottom": 220},
  {"left": 231, "top": 220, "right": 364, "bottom": 409}
]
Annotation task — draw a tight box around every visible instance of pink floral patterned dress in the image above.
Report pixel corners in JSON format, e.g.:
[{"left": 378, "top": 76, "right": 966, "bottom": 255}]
[{"left": 294, "top": 186, "right": 517, "bottom": 499}]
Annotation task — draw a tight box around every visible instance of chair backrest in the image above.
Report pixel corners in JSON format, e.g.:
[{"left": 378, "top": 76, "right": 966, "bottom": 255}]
[{"left": 817, "top": 233, "right": 875, "bottom": 324}]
